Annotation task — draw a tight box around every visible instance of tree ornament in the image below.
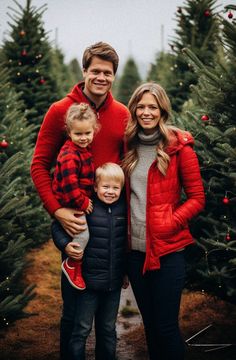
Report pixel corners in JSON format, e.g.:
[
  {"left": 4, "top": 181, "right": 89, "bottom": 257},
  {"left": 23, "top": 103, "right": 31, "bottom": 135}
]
[
  {"left": 204, "top": 10, "right": 211, "bottom": 17},
  {"left": 177, "top": 7, "right": 182, "bottom": 14},
  {"left": 21, "top": 49, "right": 27, "bottom": 56},
  {"left": 228, "top": 11, "right": 233, "bottom": 19},
  {"left": 19, "top": 30, "right": 26, "bottom": 37},
  {"left": 201, "top": 114, "right": 209, "bottom": 121},
  {"left": 225, "top": 233, "right": 231, "bottom": 241},
  {"left": 39, "top": 77, "right": 45, "bottom": 84},
  {"left": 0, "top": 139, "right": 9, "bottom": 148},
  {"left": 222, "top": 196, "right": 229, "bottom": 204}
]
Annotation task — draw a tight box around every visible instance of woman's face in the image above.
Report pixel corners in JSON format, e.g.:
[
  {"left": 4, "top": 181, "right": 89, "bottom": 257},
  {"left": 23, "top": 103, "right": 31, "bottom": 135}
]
[{"left": 136, "top": 92, "right": 161, "bottom": 135}]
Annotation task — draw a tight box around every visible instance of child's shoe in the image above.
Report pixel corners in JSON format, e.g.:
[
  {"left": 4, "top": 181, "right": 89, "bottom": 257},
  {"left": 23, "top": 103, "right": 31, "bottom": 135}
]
[{"left": 61, "top": 258, "right": 86, "bottom": 290}]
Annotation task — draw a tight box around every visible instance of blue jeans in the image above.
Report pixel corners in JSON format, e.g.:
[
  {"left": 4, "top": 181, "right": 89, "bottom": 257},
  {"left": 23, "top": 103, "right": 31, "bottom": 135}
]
[
  {"left": 69, "top": 288, "right": 121, "bottom": 360},
  {"left": 127, "top": 250, "right": 186, "bottom": 360}
]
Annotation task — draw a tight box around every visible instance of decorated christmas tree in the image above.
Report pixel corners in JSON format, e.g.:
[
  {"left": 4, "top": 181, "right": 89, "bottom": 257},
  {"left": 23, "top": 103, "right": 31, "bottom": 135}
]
[
  {"left": 117, "top": 57, "right": 141, "bottom": 105},
  {"left": 176, "top": 5, "right": 236, "bottom": 303},
  {"left": 0, "top": 65, "right": 37, "bottom": 329},
  {"left": 2, "top": 0, "right": 58, "bottom": 133},
  {"left": 150, "top": 0, "right": 221, "bottom": 112}
]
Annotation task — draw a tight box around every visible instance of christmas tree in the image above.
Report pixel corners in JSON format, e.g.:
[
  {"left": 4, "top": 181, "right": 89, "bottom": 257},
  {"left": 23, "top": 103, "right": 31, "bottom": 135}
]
[
  {"left": 2, "top": 0, "right": 58, "bottom": 133},
  {"left": 50, "top": 47, "right": 76, "bottom": 98},
  {"left": 0, "top": 65, "right": 37, "bottom": 329},
  {"left": 117, "top": 57, "right": 141, "bottom": 105},
  {"left": 176, "top": 5, "right": 236, "bottom": 303},
  {"left": 68, "top": 57, "right": 83, "bottom": 84},
  {"left": 149, "top": 0, "right": 221, "bottom": 112}
]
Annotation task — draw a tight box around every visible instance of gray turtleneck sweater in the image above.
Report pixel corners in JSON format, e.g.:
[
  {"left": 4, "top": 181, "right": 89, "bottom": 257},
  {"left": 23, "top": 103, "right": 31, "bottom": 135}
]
[{"left": 130, "top": 131, "right": 159, "bottom": 252}]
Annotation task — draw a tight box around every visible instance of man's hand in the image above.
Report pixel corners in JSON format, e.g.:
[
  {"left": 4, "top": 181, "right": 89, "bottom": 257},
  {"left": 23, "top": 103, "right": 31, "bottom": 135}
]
[
  {"left": 65, "top": 243, "right": 83, "bottom": 261},
  {"left": 54, "top": 208, "right": 86, "bottom": 236},
  {"left": 122, "top": 275, "right": 129, "bottom": 289}
]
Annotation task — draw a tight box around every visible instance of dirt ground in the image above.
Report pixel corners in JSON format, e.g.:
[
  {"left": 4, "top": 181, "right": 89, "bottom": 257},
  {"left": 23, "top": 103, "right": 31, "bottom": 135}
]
[{"left": 0, "top": 239, "right": 236, "bottom": 360}]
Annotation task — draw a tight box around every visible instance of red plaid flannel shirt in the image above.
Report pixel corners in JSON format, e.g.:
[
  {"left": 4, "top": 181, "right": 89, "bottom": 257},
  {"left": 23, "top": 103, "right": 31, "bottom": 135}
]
[{"left": 52, "top": 139, "right": 94, "bottom": 211}]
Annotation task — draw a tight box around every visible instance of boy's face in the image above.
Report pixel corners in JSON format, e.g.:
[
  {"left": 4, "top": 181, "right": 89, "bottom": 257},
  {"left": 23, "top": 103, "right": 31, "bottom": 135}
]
[{"left": 94, "top": 177, "right": 122, "bottom": 204}]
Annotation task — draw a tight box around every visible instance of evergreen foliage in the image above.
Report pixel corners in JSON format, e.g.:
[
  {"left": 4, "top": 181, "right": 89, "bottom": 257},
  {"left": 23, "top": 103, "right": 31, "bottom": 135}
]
[
  {"left": 0, "top": 66, "right": 38, "bottom": 329},
  {"left": 176, "top": 5, "right": 236, "bottom": 303},
  {"left": 50, "top": 47, "right": 76, "bottom": 98},
  {"left": 117, "top": 57, "right": 141, "bottom": 105},
  {"left": 2, "top": 0, "right": 58, "bottom": 133},
  {"left": 149, "top": 0, "right": 221, "bottom": 112},
  {"left": 68, "top": 58, "right": 83, "bottom": 84}
]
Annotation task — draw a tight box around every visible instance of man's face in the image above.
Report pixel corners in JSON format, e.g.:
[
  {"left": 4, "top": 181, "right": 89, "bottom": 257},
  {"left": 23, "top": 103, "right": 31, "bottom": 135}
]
[{"left": 83, "top": 56, "right": 115, "bottom": 103}]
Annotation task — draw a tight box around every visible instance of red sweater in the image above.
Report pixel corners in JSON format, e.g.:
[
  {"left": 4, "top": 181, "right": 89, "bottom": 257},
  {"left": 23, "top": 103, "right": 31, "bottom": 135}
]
[
  {"left": 31, "top": 82, "right": 129, "bottom": 215},
  {"left": 52, "top": 140, "right": 94, "bottom": 211}
]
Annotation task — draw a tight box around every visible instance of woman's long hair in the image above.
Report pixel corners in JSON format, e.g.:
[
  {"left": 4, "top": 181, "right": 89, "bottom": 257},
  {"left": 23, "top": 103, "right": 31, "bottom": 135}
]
[{"left": 122, "top": 82, "right": 177, "bottom": 176}]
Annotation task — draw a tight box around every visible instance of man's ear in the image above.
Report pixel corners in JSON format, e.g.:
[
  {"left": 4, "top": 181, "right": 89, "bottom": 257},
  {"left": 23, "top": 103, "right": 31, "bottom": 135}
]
[
  {"left": 82, "top": 68, "right": 86, "bottom": 78},
  {"left": 94, "top": 184, "right": 97, "bottom": 193}
]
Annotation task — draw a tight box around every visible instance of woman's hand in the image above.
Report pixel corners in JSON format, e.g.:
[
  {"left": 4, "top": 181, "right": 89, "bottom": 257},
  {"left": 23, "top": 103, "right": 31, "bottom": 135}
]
[{"left": 54, "top": 208, "right": 86, "bottom": 236}]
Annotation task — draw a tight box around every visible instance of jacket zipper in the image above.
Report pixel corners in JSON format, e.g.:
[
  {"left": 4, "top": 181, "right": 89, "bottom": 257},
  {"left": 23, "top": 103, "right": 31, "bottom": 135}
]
[{"left": 108, "top": 206, "right": 112, "bottom": 290}]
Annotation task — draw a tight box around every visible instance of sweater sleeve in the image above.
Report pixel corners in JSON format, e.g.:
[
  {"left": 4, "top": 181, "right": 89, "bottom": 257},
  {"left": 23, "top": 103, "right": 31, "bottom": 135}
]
[
  {"left": 30, "top": 103, "right": 66, "bottom": 215},
  {"left": 173, "top": 145, "right": 205, "bottom": 226},
  {"left": 56, "top": 154, "right": 90, "bottom": 211}
]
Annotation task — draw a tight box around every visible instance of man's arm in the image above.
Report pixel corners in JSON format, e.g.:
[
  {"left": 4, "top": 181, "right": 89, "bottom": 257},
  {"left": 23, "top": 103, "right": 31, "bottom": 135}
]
[{"left": 30, "top": 103, "right": 87, "bottom": 235}]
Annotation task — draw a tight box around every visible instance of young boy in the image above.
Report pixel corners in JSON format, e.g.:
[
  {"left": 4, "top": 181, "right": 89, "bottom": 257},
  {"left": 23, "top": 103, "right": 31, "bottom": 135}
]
[
  {"left": 52, "top": 102, "right": 99, "bottom": 290},
  {"left": 51, "top": 162, "right": 127, "bottom": 360}
]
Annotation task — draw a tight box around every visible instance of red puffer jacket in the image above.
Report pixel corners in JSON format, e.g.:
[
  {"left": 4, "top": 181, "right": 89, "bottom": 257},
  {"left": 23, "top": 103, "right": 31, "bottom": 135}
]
[{"left": 127, "top": 130, "right": 205, "bottom": 273}]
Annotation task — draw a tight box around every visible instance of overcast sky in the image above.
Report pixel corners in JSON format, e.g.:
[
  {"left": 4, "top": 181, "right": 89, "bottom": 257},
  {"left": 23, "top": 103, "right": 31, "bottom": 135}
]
[{"left": 0, "top": 0, "right": 232, "bottom": 77}]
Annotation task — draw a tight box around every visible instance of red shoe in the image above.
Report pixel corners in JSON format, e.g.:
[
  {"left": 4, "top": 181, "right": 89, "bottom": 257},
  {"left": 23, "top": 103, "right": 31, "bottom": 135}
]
[{"left": 61, "top": 258, "right": 86, "bottom": 290}]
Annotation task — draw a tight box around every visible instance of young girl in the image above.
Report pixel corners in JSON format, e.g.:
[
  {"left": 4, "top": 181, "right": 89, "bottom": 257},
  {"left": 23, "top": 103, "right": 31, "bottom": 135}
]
[
  {"left": 122, "top": 82, "right": 205, "bottom": 360},
  {"left": 52, "top": 103, "right": 99, "bottom": 290}
]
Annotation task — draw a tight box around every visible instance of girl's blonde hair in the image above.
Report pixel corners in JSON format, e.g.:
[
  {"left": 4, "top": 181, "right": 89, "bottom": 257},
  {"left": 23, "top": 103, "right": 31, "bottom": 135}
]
[
  {"left": 95, "top": 162, "right": 125, "bottom": 188},
  {"left": 122, "top": 82, "right": 178, "bottom": 176},
  {"left": 65, "top": 103, "right": 99, "bottom": 133}
]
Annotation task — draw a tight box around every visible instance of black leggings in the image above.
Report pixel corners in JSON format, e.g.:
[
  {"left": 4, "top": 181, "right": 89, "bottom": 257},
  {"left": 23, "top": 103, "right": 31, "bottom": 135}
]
[{"left": 127, "top": 250, "right": 186, "bottom": 360}]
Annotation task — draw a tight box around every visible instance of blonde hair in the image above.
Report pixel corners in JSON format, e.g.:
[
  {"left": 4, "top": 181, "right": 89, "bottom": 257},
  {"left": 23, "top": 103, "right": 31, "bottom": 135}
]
[
  {"left": 122, "top": 82, "right": 178, "bottom": 176},
  {"left": 95, "top": 162, "right": 125, "bottom": 188},
  {"left": 65, "top": 103, "right": 99, "bottom": 133}
]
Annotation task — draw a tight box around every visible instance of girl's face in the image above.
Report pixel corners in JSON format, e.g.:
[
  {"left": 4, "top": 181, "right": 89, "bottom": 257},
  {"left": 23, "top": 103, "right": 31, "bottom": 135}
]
[
  {"left": 136, "top": 92, "right": 161, "bottom": 135},
  {"left": 69, "top": 119, "right": 95, "bottom": 148}
]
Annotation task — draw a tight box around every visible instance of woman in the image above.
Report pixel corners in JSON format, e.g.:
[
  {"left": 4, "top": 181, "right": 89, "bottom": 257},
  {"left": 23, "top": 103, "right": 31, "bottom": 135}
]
[{"left": 122, "top": 83, "right": 205, "bottom": 360}]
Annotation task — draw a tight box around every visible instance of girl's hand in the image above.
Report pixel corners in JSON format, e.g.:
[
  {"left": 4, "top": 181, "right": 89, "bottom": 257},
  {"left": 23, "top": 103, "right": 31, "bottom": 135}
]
[{"left": 86, "top": 199, "right": 93, "bottom": 214}]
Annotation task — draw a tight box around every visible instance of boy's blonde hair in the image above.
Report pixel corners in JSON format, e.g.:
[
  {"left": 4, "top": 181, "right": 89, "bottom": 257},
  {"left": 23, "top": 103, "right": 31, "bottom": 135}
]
[
  {"left": 65, "top": 103, "right": 99, "bottom": 133},
  {"left": 95, "top": 163, "right": 125, "bottom": 188}
]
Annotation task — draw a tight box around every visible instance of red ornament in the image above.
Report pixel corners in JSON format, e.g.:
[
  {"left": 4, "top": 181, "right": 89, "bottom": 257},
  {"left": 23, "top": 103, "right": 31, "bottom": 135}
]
[
  {"left": 204, "top": 10, "right": 211, "bottom": 17},
  {"left": 19, "top": 30, "right": 26, "bottom": 37},
  {"left": 226, "top": 233, "right": 231, "bottom": 241},
  {"left": 222, "top": 196, "right": 229, "bottom": 204},
  {"left": 201, "top": 114, "right": 209, "bottom": 121},
  {"left": 0, "top": 139, "right": 9, "bottom": 148},
  {"left": 228, "top": 11, "right": 233, "bottom": 19},
  {"left": 39, "top": 77, "right": 45, "bottom": 84},
  {"left": 21, "top": 49, "right": 27, "bottom": 56}
]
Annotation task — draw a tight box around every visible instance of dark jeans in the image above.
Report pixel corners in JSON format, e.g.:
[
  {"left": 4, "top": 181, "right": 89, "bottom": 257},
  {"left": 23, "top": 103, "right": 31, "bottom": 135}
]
[
  {"left": 60, "top": 272, "right": 77, "bottom": 360},
  {"left": 69, "top": 288, "right": 121, "bottom": 360},
  {"left": 127, "top": 250, "right": 186, "bottom": 360}
]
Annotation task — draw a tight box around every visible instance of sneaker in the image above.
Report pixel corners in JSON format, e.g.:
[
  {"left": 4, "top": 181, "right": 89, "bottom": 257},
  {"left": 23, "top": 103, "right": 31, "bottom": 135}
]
[{"left": 61, "top": 258, "right": 86, "bottom": 290}]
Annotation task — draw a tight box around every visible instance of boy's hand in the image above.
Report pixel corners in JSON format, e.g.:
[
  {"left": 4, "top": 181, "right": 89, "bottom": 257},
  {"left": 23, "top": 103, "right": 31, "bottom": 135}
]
[
  {"left": 86, "top": 199, "right": 93, "bottom": 214},
  {"left": 65, "top": 243, "right": 83, "bottom": 261},
  {"left": 54, "top": 208, "right": 86, "bottom": 236}
]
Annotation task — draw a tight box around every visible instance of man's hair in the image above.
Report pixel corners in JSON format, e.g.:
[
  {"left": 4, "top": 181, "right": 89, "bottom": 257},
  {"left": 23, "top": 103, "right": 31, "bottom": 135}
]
[
  {"left": 95, "top": 162, "right": 125, "bottom": 188},
  {"left": 82, "top": 42, "right": 119, "bottom": 74},
  {"left": 65, "top": 103, "right": 99, "bottom": 133}
]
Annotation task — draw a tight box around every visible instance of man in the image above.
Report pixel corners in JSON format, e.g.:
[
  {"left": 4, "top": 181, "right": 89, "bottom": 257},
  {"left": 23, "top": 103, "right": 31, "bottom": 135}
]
[{"left": 31, "top": 42, "right": 129, "bottom": 360}]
